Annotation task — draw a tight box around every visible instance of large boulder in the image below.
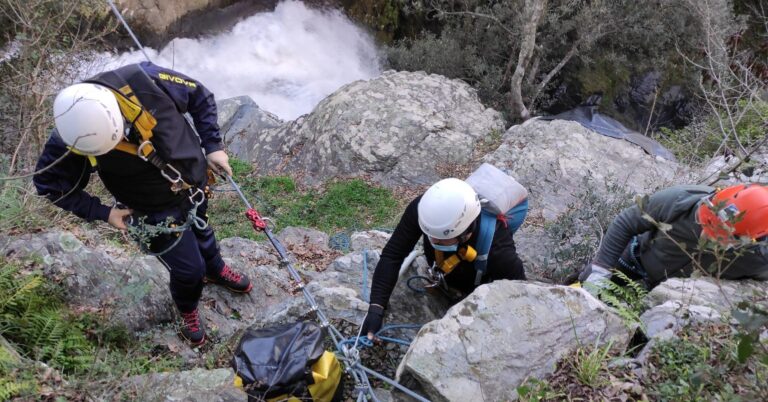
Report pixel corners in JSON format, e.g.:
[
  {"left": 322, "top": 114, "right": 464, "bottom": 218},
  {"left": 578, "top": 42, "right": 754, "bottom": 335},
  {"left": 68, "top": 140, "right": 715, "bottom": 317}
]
[
  {"left": 1, "top": 232, "right": 174, "bottom": 332},
  {"left": 484, "top": 118, "right": 690, "bottom": 279},
  {"left": 222, "top": 70, "right": 505, "bottom": 186},
  {"left": 484, "top": 118, "right": 687, "bottom": 222},
  {"left": 217, "top": 95, "right": 284, "bottom": 160},
  {"left": 396, "top": 281, "right": 633, "bottom": 401}
]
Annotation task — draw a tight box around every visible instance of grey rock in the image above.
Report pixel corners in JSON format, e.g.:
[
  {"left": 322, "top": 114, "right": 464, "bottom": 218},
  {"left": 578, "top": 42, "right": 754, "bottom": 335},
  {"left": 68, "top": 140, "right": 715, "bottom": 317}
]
[
  {"left": 115, "top": 0, "right": 241, "bottom": 38},
  {"left": 224, "top": 70, "right": 505, "bottom": 186},
  {"left": 396, "top": 281, "right": 633, "bottom": 401},
  {"left": 217, "top": 96, "right": 284, "bottom": 160},
  {"left": 1, "top": 231, "right": 174, "bottom": 332},
  {"left": 372, "top": 388, "right": 394, "bottom": 402},
  {"left": 645, "top": 277, "right": 768, "bottom": 313},
  {"left": 117, "top": 368, "right": 245, "bottom": 402},
  {"left": 484, "top": 119, "right": 688, "bottom": 222},
  {"left": 640, "top": 300, "right": 722, "bottom": 340},
  {"left": 350, "top": 230, "right": 392, "bottom": 252},
  {"left": 276, "top": 226, "right": 330, "bottom": 251},
  {"left": 1, "top": 230, "right": 447, "bottom": 359},
  {"left": 697, "top": 151, "right": 768, "bottom": 186}
]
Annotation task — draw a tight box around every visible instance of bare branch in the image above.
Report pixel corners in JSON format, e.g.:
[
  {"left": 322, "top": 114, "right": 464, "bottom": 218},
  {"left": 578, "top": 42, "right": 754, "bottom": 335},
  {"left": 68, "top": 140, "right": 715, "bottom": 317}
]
[{"left": 509, "top": 0, "right": 547, "bottom": 120}]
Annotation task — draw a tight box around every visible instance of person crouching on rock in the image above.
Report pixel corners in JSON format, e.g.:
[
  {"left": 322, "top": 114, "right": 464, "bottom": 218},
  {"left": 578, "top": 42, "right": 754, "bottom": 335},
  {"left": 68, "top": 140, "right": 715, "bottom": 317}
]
[
  {"left": 33, "top": 62, "right": 252, "bottom": 346},
  {"left": 580, "top": 184, "right": 768, "bottom": 292},
  {"left": 362, "top": 165, "right": 528, "bottom": 340}
]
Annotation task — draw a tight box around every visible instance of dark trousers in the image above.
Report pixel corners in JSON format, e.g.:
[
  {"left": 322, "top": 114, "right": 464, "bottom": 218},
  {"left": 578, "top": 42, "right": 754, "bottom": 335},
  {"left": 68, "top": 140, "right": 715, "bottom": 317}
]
[{"left": 134, "top": 199, "right": 225, "bottom": 313}]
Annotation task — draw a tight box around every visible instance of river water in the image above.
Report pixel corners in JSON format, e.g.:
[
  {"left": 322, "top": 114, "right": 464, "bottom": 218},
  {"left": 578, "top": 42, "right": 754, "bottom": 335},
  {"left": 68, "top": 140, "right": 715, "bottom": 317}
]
[{"left": 102, "top": 1, "right": 381, "bottom": 120}]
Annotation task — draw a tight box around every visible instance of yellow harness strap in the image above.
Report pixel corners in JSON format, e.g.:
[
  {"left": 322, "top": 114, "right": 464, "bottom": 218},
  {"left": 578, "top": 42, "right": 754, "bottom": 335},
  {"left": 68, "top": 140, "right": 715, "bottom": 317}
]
[
  {"left": 67, "top": 147, "right": 98, "bottom": 167},
  {"left": 438, "top": 246, "right": 478, "bottom": 275},
  {"left": 109, "top": 85, "right": 158, "bottom": 159},
  {"left": 435, "top": 250, "right": 444, "bottom": 269}
]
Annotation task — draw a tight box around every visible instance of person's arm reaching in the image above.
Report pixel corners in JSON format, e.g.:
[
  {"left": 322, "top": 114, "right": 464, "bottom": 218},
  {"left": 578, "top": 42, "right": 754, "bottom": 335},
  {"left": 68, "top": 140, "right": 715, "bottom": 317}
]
[
  {"left": 363, "top": 196, "right": 424, "bottom": 337},
  {"left": 33, "top": 132, "right": 112, "bottom": 223}
]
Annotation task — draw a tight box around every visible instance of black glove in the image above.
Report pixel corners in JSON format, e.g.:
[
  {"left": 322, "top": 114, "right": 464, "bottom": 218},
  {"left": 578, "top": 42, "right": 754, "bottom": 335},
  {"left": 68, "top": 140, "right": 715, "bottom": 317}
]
[{"left": 361, "top": 304, "right": 385, "bottom": 337}]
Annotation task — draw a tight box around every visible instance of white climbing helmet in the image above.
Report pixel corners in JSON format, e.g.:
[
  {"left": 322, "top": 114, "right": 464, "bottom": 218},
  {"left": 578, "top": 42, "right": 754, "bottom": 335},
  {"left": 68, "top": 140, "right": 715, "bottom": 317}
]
[
  {"left": 53, "top": 83, "right": 124, "bottom": 156},
  {"left": 418, "top": 178, "right": 481, "bottom": 240}
]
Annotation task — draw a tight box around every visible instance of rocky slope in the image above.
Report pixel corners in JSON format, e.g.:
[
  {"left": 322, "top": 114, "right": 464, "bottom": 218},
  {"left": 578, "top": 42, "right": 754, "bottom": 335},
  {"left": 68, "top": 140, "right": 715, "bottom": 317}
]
[{"left": 3, "top": 66, "right": 763, "bottom": 400}]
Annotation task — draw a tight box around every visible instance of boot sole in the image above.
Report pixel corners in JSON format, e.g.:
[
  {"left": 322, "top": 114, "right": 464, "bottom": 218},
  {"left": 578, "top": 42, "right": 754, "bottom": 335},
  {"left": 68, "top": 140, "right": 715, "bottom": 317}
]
[
  {"left": 204, "top": 277, "right": 253, "bottom": 293},
  {"left": 180, "top": 333, "right": 206, "bottom": 347}
]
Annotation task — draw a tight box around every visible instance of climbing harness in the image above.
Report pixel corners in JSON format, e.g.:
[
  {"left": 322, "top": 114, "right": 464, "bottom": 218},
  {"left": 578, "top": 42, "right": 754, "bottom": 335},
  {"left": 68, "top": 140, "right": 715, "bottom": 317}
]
[
  {"left": 405, "top": 211, "right": 497, "bottom": 295},
  {"left": 125, "top": 193, "right": 209, "bottom": 257}
]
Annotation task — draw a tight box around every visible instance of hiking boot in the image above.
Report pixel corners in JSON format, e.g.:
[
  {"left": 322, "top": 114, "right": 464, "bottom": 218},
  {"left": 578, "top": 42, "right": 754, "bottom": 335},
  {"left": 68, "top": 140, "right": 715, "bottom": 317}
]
[
  {"left": 179, "top": 309, "right": 206, "bottom": 346},
  {"left": 204, "top": 264, "right": 253, "bottom": 293}
]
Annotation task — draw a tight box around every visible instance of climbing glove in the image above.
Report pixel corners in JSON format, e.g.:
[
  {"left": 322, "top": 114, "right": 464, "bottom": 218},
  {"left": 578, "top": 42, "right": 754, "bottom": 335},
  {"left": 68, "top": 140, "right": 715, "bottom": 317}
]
[{"left": 361, "top": 304, "right": 385, "bottom": 339}]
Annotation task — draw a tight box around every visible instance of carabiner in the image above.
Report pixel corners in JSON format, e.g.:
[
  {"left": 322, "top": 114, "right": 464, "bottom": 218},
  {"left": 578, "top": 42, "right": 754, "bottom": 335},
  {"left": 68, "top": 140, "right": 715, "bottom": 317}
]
[
  {"left": 161, "top": 164, "right": 183, "bottom": 184},
  {"left": 187, "top": 187, "right": 205, "bottom": 207},
  {"left": 136, "top": 141, "right": 153, "bottom": 161}
]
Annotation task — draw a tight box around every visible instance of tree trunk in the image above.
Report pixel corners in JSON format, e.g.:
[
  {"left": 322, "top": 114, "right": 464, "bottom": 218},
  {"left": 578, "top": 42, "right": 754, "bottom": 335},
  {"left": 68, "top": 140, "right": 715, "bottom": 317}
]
[{"left": 509, "top": 0, "right": 547, "bottom": 120}]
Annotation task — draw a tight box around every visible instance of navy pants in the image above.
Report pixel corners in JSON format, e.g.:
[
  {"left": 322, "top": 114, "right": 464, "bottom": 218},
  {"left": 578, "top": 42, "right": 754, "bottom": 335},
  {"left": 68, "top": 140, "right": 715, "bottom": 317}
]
[{"left": 133, "top": 199, "right": 225, "bottom": 313}]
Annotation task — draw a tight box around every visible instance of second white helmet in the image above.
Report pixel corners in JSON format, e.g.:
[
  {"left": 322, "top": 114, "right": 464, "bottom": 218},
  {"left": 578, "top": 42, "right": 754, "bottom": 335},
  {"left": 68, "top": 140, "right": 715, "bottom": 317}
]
[
  {"left": 418, "top": 178, "right": 481, "bottom": 240},
  {"left": 53, "top": 83, "right": 124, "bottom": 156}
]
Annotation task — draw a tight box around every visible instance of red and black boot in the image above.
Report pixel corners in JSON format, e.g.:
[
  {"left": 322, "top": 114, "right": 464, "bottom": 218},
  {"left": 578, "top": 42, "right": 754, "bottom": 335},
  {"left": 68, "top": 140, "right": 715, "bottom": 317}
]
[
  {"left": 179, "top": 308, "right": 206, "bottom": 346},
  {"left": 204, "top": 264, "right": 252, "bottom": 293}
]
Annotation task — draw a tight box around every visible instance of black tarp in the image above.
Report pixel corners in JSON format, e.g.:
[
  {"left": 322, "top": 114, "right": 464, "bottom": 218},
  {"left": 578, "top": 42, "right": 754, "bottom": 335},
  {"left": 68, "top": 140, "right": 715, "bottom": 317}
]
[{"left": 541, "top": 106, "right": 677, "bottom": 162}]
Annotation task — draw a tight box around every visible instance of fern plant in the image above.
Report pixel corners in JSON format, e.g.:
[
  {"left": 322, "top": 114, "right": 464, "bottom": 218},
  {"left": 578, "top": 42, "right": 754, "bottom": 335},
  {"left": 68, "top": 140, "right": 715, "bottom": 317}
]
[
  {"left": 589, "top": 270, "right": 649, "bottom": 330},
  {"left": 0, "top": 343, "right": 36, "bottom": 399},
  {"left": 0, "top": 259, "right": 94, "bottom": 373}
]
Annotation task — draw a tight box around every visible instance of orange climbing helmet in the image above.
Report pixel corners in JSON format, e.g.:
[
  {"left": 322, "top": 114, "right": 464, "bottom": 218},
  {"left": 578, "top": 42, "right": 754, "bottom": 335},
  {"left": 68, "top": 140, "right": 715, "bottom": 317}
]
[{"left": 697, "top": 184, "right": 768, "bottom": 243}]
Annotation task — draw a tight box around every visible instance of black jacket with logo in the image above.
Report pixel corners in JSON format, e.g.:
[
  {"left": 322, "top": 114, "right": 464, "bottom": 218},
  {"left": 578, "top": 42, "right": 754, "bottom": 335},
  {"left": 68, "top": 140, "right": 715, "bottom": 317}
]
[{"left": 34, "top": 62, "right": 222, "bottom": 219}]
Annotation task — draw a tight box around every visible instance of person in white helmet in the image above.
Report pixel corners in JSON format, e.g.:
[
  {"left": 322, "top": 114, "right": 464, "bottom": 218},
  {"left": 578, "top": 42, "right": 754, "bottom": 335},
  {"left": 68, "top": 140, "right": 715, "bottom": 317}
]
[
  {"left": 361, "top": 177, "right": 527, "bottom": 339},
  {"left": 33, "top": 62, "right": 251, "bottom": 346}
]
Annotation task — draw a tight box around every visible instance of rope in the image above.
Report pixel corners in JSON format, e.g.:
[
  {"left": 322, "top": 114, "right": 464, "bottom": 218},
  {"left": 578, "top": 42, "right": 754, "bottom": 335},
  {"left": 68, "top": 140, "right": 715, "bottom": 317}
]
[
  {"left": 106, "top": 0, "right": 152, "bottom": 62},
  {"left": 338, "top": 324, "right": 422, "bottom": 349},
  {"left": 407, "top": 275, "right": 432, "bottom": 293},
  {"left": 361, "top": 248, "right": 369, "bottom": 302},
  {"left": 224, "top": 175, "right": 430, "bottom": 402},
  {"left": 102, "top": 4, "right": 427, "bottom": 395}
]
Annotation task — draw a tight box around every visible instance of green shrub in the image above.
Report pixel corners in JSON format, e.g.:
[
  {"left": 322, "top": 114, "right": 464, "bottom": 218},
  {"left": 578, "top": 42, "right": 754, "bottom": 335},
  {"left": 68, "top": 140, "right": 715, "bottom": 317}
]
[
  {"left": 658, "top": 99, "right": 768, "bottom": 165},
  {"left": 542, "top": 177, "right": 638, "bottom": 282},
  {"left": 644, "top": 323, "right": 768, "bottom": 400},
  {"left": 0, "top": 343, "right": 37, "bottom": 400},
  {"left": 592, "top": 271, "right": 648, "bottom": 330}
]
